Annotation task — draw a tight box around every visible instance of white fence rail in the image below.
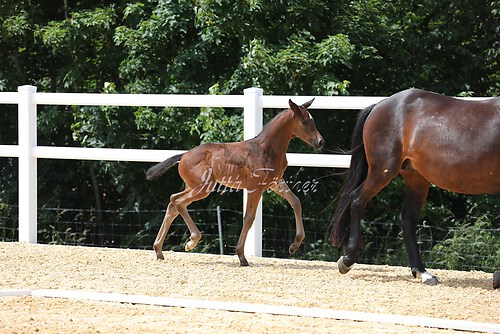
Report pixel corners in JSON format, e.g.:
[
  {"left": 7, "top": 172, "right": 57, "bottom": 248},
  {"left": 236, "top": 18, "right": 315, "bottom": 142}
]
[{"left": 0, "top": 85, "right": 488, "bottom": 257}]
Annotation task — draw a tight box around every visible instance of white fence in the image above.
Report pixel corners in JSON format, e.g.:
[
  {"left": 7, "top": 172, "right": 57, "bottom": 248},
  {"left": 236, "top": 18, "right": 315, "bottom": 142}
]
[{"left": 0, "top": 85, "right": 487, "bottom": 257}]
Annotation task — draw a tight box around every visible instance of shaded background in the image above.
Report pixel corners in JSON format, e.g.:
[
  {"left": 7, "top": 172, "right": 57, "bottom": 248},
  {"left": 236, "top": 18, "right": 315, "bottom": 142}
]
[{"left": 0, "top": 0, "right": 498, "bottom": 272}]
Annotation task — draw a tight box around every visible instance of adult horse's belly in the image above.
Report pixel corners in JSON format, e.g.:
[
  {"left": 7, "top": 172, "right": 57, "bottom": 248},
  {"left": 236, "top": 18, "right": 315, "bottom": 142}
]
[{"left": 408, "top": 139, "right": 500, "bottom": 195}]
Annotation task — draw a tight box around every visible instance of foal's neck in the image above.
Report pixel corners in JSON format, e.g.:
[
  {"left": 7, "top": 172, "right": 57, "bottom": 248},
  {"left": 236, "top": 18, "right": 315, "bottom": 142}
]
[{"left": 256, "top": 110, "right": 295, "bottom": 154}]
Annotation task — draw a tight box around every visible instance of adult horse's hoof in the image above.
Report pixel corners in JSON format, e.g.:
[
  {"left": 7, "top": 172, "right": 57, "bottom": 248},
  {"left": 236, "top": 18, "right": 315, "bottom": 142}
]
[
  {"left": 493, "top": 271, "right": 500, "bottom": 289},
  {"left": 423, "top": 276, "right": 439, "bottom": 286},
  {"left": 421, "top": 272, "right": 440, "bottom": 286},
  {"left": 337, "top": 256, "right": 352, "bottom": 274}
]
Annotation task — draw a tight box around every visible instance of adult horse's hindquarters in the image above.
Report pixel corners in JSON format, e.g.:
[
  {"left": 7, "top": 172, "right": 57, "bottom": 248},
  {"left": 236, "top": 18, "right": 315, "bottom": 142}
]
[{"left": 330, "top": 88, "right": 499, "bottom": 285}]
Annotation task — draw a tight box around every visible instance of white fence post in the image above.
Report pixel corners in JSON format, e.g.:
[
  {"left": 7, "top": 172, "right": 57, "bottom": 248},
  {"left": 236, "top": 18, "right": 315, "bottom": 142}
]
[
  {"left": 243, "top": 87, "right": 263, "bottom": 257},
  {"left": 17, "top": 85, "right": 38, "bottom": 243}
]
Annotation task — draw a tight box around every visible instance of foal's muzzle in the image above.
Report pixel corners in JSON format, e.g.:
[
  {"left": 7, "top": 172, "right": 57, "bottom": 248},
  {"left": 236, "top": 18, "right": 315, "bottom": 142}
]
[{"left": 312, "top": 137, "right": 325, "bottom": 150}]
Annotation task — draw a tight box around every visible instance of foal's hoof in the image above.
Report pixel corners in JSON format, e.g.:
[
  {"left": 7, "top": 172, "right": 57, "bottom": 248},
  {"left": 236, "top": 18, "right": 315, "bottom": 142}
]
[
  {"left": 289, "top": 243, "right": 299, "bottom": 254},
  {"left": 185, "top": 234, "right": 200, "bottom": 251},
  {"left": 337, "top": 256, "right": 352, "bottom": 274},
  {"left": 185, "top": 241, "right": 196, "bottom": 252},
  {"left": 153, "top": 246, "right": 164, "bottom": 260},
  {"left": 239, "top": 259, "right": 249, "bottom": 267}
]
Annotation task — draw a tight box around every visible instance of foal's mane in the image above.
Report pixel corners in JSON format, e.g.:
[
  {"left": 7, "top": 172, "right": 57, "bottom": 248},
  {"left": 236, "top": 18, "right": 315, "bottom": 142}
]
[{"left": 255, "top": 108, "right": 290, "bottom": 138}]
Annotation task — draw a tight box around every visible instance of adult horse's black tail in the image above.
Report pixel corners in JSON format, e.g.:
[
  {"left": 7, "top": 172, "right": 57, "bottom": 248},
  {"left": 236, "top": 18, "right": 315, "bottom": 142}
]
[
  {"left": 329, "top": 104, "right": 375, "bottom": 247},
  {"left": 146, "top": 153, "right": 184, "bottom": 180}
]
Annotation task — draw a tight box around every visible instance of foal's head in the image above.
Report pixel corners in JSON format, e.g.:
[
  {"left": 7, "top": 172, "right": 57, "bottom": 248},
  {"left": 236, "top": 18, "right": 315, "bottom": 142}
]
[{"left": 289, "top": 99, "right": 324, "bottom": 149}]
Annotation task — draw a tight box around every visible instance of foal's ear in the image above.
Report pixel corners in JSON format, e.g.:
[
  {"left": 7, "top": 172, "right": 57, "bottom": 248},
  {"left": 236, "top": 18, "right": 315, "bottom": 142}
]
[
  {"left": 288, "top": 99, "right": 299, "bottom": 110},
  {"left": 301, "top": 98, "right": 315, "bottom": 109},
  {"left": 289, "top": 99, "right": 302, "bottom": 116}
]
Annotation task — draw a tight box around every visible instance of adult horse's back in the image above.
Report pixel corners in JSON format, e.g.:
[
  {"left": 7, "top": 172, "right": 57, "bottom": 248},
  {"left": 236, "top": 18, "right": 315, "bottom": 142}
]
[{"left": 330, "top": 88, "right": 499, "bottom": 285}]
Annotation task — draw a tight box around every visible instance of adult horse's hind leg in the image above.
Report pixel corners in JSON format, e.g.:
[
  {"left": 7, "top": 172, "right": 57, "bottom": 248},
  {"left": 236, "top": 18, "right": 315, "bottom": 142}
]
[
  {"left": 153, "top": 202, "right": 179, "bottom": 260},
  {"left": 339, "top": 167, "right": 399, "bottom": 273},
  {"left": 235, "top": 191, "right": 262, "bottom": 266},
  {"left": 494, "top": 271, "right": 500, "bottom": 289},
  {"left": 400, "top": 170, "right": 439, "bottom": 285},
  {"left": 270, "top": 181, "right": 304, "bottom": 253}
]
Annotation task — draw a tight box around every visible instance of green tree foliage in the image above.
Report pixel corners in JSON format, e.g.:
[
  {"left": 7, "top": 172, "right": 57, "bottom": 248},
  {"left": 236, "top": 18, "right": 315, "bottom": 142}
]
[
  {"left": 0, "top": 0, "right": 498, "bottom": 270},
  {"left": 429, "top": 210, "right": 500, "bottom": 271}
]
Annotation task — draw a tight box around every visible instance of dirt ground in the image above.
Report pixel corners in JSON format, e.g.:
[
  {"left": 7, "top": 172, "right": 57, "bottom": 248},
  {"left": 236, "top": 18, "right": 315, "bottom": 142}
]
[{"left": 0, "top": 242, "right": 498, "bottom": 333}]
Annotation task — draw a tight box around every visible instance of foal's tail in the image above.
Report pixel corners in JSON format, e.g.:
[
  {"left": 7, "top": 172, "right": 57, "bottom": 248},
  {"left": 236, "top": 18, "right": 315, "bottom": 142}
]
[
  {"left": 329, "top": 104, "right": 375, "bottom": 247},
  {"left": 146, "top": 153, "right": 185, "bottom": 180}
]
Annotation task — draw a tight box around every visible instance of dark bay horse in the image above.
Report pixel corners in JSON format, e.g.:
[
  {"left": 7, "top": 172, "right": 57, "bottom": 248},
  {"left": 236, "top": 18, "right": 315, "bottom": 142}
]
[
  {"left": 147, "top": 99, "right": 324, "bottom": 266},
  {"left": 330, "top": 88, "right": 499, "bottom": 285}
]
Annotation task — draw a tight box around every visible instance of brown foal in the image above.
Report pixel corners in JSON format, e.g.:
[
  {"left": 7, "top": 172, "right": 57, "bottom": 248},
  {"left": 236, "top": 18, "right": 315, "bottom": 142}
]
[{"left": 147, "top": 99, "right": 324, "bottom": 266}]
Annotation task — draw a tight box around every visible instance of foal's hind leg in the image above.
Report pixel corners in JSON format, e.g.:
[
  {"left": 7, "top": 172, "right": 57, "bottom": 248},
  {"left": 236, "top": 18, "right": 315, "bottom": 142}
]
[
  {"left": 400, "top": 170, "right": 438, "bottom": 285},
  {"left": 171, "top": 187, "right": 210, "bottom": 252},
  {"left": 270, "top": 181, "right": 304, "bottom": 254},
  {"left": 153, "top": 202, "right": 179, "bottom": 260}
]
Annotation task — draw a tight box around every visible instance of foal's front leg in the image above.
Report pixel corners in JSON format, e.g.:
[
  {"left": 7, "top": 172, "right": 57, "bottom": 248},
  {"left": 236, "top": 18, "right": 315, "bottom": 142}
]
[
  {"left": 270, "top": 180, "right": 305, "bottom": 253},
  {"left": 235, "top": 191, "right": 262, "bottom": 266}
]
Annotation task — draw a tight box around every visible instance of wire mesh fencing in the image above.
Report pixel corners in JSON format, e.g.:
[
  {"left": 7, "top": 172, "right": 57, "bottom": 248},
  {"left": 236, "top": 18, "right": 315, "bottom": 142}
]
[{"left": 0, "top": 204, "right": 498, "bottom": 272}]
